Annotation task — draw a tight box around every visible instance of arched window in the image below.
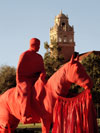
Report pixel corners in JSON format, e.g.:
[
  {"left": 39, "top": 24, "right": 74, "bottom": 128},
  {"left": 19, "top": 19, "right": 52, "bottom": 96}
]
[
  {"left": 69, "top": 38, "right": 73, "bottom": 42},
  {"left": 61, "top": 22, "right": 66, "bottom": 31},
  {"left": 64, "top": 37, "right": 67, "bottom": 42},
  {"left": 59, "top": 37, "right": 62, "bottom": 42}
]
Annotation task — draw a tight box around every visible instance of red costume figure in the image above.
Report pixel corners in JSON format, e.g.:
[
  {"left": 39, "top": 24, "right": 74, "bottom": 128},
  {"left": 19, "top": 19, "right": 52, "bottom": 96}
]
[
  {"left": 0, "top": 55, "right": 98, "bottom": 133},
  {"left": 16, "top": 38, "right": 45, "bottom": 123}
]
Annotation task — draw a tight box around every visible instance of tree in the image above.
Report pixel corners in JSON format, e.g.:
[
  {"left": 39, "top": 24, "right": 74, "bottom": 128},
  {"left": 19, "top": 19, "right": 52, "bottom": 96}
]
[
  {"left": 44, "top": 40, "right": 64, "bottom": 79},
  {"left": 81, "top": 53, "right": 100, "bottom": 103},
  {"left": 44, "top": 41, "right": 49, "bottom": 52},
  {"left": 81, "top": 53, "right": 100, "bottom": 92},
  {"left": 0, "top": 65, "right": 16, "bottom": 94}
]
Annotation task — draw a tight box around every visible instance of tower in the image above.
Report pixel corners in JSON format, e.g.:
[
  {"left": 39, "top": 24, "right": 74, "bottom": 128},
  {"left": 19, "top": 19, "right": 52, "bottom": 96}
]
[{"left": 50, "top": 11, "right": 75, "bottom": 61}]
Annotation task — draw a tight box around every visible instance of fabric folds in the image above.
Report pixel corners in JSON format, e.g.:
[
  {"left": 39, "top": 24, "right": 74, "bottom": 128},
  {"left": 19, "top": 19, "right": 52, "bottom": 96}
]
[{"left": 52, "top": 89, "right": 98, "bottom": 133}]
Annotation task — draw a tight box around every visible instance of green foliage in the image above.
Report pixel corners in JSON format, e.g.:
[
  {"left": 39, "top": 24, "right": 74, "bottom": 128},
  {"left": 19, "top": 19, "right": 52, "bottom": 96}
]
[
  {"left": 44, "top": 40, "right": 64, "bottom": 79},
  {"left": 92, "top": 91, "right": 100, "bottom": 103},
  {"left": 0, "top": 65, "right": 16, "bottom": 93},
  {"left": 81, "top": 53, "right": 100, "bottom": 104},
  {"left": 44, "top": 41, "right": 49, "bottom": 50},
  {"left": 81, "top": 53, "right": 100, "bottom": 92}
]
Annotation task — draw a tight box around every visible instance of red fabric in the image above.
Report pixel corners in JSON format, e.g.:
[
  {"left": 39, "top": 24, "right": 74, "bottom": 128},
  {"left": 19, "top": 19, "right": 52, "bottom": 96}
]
[
  {"left": 36, "top": 55, "right": 94, "bottom": 132},
  {"left": 0, "top": 88, "right": 20, "bottom": 133},
  {"left": 0, "top": 55, "right": 96, "bottom": 132},
  {"left": 67, "top": 55, "right": 93, "bottom": 90},
  {"left": 16, "top": 38, "right": 45, "bottom": 123},
  {"left": 46, "top": 55, "right": 93, "bottom": 99},
  {"left": 52, "top": 89, "right": 98, "bottom": 133},
  {"left": 30, "top": 38, "right": 40, "bottom": 51}
]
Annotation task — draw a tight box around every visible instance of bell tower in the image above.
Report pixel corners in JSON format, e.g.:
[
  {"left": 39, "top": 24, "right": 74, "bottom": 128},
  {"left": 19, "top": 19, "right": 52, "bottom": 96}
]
[{"left": 50, "top": 11, "right": 75, "bottom": 61}]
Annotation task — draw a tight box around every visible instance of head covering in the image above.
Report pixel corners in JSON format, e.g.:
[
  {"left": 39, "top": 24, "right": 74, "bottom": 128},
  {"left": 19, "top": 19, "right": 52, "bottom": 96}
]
[{"left": 29, "top": 38, "right": 40, "bottom": 51}]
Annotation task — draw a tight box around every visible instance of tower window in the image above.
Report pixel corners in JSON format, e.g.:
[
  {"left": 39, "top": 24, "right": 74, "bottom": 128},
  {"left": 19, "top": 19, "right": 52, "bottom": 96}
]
[
  {"left": 69, "top": 38, "right": 73, "bottom": 42},
  {"left": 59, "top": 37, "right": 62, "bottom": 42},
  {"left": 64, "top": 37, "right": 67, "bottom": 42},
  {"left": 62, "top": 22, "right": 65, "bottom": 26},
  {"left": 61, "top": 22, "right": 66, "bottom": 31}
]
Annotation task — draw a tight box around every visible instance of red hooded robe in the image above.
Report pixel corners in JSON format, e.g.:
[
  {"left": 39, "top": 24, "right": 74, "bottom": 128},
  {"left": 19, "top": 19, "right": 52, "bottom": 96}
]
[{"left": 16, "top": 38, "right": 45, "bottom": 123}]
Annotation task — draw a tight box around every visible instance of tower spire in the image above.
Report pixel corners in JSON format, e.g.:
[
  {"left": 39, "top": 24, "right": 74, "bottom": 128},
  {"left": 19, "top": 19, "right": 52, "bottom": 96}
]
[{"left": 60, "top": 10, "right": 62, "bottom": 14}]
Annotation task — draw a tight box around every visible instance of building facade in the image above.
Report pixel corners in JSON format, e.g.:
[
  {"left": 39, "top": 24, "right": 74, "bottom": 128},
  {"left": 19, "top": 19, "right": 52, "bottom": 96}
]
[{"left": 50, "top": 11, "right": 75, "bottom": 61}]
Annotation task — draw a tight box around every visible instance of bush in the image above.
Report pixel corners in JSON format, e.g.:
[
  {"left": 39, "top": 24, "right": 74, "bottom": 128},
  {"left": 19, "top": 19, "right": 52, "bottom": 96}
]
[{"left": 0, "top": 65, "right": 16, "bottom": 93}]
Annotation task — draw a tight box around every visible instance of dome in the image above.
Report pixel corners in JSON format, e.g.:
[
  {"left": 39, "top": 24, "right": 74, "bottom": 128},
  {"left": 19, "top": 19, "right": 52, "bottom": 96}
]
[{"left": 56, "top": 11, "right": 68, "bottom": 19}]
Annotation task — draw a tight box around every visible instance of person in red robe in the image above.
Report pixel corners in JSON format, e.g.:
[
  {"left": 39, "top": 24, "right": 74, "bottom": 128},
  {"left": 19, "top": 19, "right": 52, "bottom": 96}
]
[{"left": 16, "top": 38, "right": 46, "bottom": 123}]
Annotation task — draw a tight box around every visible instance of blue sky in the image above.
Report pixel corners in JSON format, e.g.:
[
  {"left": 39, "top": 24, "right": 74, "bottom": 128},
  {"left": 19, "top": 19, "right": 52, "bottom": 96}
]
[{"left": 0, "top": 0, "right": 100, "bottom": 67}]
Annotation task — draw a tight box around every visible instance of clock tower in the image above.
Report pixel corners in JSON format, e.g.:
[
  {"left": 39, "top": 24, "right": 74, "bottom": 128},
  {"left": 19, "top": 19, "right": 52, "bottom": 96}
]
[{"left": 50, "top": 11, "right": 75, "bottom": 61}]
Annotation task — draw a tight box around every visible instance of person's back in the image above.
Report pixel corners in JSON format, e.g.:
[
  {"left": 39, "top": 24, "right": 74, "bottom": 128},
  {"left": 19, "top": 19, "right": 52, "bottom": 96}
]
[
  {"left": 16, "top": 49, "right": 44, "bottom": 85},
  {"left": 16, "top": 38, "right": 45, "bottom": 123}
]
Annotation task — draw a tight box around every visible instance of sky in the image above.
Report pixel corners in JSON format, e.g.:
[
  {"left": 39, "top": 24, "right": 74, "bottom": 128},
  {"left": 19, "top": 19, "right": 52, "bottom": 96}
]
[{"left": 0, "top": 0, "right": 100, "bottom": 67}]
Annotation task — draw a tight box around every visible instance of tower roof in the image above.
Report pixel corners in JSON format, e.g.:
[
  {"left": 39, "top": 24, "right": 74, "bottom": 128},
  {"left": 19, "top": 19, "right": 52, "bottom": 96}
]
[{"left": 56, "top": 11, "right": 68, "bottom": 19}]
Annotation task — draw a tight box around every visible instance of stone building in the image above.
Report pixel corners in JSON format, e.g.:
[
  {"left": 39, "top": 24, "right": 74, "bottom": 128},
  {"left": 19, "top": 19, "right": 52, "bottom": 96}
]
[{"left": 50, "top": 11, "right": 75, "bottom": 61}]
